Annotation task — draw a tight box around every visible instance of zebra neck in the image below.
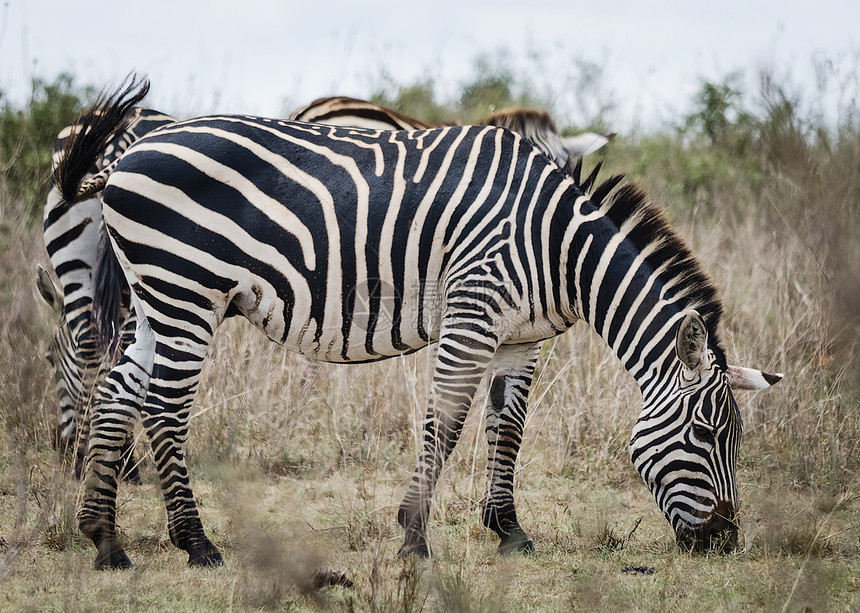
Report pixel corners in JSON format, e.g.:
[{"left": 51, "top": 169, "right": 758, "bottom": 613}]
[{"left": 560, "top": 196, "right": 691, "bottom": 389}]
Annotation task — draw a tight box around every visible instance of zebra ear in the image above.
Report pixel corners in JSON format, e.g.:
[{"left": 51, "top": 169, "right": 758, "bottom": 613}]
[
  {"left": 561, "top": 132, "right": 615, "bottom": 157},
  {"left": 726, "top": 366, "right": 784, "bottom": 390},
  {"left": 36, "top": 265, "right": 62, "bottom": 311},
  {"left": 675, "top": 310, "right": 708, "bottom": 372}
]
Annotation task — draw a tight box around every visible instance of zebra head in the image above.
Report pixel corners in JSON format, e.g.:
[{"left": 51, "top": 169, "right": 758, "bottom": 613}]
[
  {"left": 629, "top": 310, "right": 781, "bottom": 552},
  {"left": 36, "top": 264, "right": 87, "bottom": 453}
]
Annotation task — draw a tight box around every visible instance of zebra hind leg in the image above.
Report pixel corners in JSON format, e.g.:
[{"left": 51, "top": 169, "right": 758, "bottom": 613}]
[
  {"left": 71, "top": 399, "right": 141, "bottom": 484},
  {"left": 79, "top": 389, "right": 142, "bottom": 569},
  {"left": 118, "top": 436, "right": 142, "bottom": 485},
  {"left": 141, "top": 338, "right": 222, "bottom": 567},
  {"left": 116, "top": 306, "right": 144, "bottom": 485},
  {"left": 482, "top": 342, "right": 540, "bottom": 555},
  {"left": 77, "top": 302, "right": 155, "bottom": 569}
]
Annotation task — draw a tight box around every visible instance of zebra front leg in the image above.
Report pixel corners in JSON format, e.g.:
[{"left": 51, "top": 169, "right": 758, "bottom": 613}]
[
  {"left": 77, "top": 298, "right": 154, "bottom": 569},
  {"left": 71, "top": 399, "right": 91, "bottom": 480},
  {"left": 70, "top": 344, "right": 102, "bottom": 481},
  {"left": 78, "top": 424, "right": 141, "bottom": 484},
  {"left": 483, "top": 342, "right": 541, "bottom": 555},
  {"left": 142, "top": 339, "right": 222, "bottom": 567},
  {"left": 398, "top": 318, "right": 498, "bottom": 557}
]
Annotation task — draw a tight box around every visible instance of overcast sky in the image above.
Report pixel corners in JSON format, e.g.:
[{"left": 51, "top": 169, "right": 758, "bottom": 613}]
[{"left": 1, "top": 1, "right": 858, "bottom": 132}]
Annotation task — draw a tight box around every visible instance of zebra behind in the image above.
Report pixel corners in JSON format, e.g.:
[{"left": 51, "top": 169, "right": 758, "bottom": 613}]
[
  {"left": 292, "top": 96, "right": 614, "bottom": 165},
  {"left": 54, "top": 79, "right": 781, "bottom": 569}
]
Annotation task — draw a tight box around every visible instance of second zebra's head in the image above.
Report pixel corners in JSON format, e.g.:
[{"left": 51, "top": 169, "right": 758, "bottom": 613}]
[{"left": 629, "top": 310, "right": 782, "bottom": 553}]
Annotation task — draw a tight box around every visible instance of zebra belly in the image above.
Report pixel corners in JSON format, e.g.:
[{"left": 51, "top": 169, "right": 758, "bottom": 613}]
[{"left": 230, "top": 269, "right": 438, "bottom": 363}]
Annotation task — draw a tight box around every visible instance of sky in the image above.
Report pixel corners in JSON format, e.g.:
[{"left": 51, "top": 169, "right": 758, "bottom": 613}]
[{"left": 1, "top": 1, "right": 858, "bottom": 133}]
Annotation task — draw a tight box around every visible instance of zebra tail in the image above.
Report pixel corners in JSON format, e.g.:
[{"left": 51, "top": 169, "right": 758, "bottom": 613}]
[
  {"left": 92, "top": 231, "right": 125, "bottom": 359},
  {"left": 52, "top": 74, "right": 150, "bottom": 355},
  {"left": 53, "top": 75, "right": 150, "bottom": 205}
]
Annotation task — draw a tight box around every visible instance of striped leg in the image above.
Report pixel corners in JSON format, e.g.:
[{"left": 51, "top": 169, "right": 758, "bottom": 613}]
[
  {"left": 141, "top": 334, "right": 221, "bottom": 567},
  {"left": 68, "top": 333, "right": 101, "bottom": 480},
  {"left": 483, "top": 342, "right": 541, "bottom": 554},
  {"left": 73, "top": 329, "right": 141, "bottom": 484},
  {"left": 115, "top": 312, "right": 143, "bottom": 485},
  {"left": 398, "top": 314, "right": 499, "bottom": 558},
  {"left": 69, "top": 373, "right": 94, "bottom": 480},
  {"left": 77, "top": 298, "right": 154, "bottom": 569}
]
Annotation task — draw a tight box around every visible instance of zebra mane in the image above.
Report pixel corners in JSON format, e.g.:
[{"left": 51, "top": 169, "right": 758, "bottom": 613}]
[
  {"left": 54, "top": 76, "right": 150, "bottom": 205},
  {"left": 482, "top": 108, "right": 558, "bottom": 134},
  {"left": 565, "top": 158, "right": 727, "bottom": 367},
  {"left": 292, "top": 96, "right": 441, "bottom": 129}
]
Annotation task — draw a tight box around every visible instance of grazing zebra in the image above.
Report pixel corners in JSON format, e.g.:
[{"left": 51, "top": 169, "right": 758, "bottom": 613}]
[
  {"left": 40, "top": 107, "right": 177, "bottom": 479},
  {"left": 40, "top": 98, "right": 610, "bottom": 476},
  {"left": 53, "top": 78, "right": 781, "bottom": 569}
]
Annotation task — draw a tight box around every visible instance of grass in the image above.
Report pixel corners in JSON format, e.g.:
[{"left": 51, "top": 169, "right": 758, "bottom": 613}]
[
  {"left": 2, "top": 66, "right": 860, "bottom": 611},
  {"left": 2, "top": 462, "right": 859, "bottom": 611}
]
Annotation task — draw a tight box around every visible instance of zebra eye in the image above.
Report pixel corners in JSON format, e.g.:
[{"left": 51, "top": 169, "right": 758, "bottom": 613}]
[{"left": 692, "top": 423, "right": 716, "bottom": 446}]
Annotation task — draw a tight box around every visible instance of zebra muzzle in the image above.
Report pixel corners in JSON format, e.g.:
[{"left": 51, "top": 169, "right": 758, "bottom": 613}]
[{"left": 676, "top": 499, "right": 738, "bottom": 553}]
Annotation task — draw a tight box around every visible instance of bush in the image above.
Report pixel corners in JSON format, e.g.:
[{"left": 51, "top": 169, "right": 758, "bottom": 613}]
[{"left": 0, "top": 73, "right": 94, "bottom": 223}]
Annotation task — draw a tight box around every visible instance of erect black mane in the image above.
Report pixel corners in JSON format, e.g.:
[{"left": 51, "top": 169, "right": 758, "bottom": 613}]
[
  {"left": 481, "top": 108, "right": 558, "bottom": 134},
  {"left": 564, "top": 158, "right": 727, "bottom": 368}
]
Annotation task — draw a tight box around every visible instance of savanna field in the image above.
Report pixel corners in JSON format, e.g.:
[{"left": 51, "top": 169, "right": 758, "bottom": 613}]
[{"left": 1, "top": 64, "right": 859, "bottom": 611}]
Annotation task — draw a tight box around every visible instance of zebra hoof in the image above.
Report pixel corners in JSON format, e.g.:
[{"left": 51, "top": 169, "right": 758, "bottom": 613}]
[
  {"left": 498, "top": 535, "right": 535, "bottom": 556},
  {"left": 188, "top": 549, "right": 224, "bottom": 567},
  {"left": 95, "top": 548, "right": 134, "bottom": 570},
  {"left": 397, "top": 542, "right": 431, "bottom": 559}
]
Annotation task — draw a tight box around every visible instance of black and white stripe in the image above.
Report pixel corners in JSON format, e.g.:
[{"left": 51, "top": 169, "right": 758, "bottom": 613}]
[
  {"left": 41, "top": 97, "right": 610, "bottom": 476},
  {"left": 53, "top": 79, "right": 780, "bottom": 569},
  {"left": 41, "top": 107, "right": 176, "bottom": 478}
]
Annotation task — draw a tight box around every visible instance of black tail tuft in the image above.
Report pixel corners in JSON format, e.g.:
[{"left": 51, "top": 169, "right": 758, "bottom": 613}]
[{"left": 53, "top": 74, "right": 150, "bottom": 205}]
